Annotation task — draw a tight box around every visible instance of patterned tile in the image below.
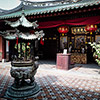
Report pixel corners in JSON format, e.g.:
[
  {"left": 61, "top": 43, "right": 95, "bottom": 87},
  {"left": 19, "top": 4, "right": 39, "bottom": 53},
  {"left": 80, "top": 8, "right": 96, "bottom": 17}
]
[{"left": 0, "top": 61, "right": 100, "bottom": 100}]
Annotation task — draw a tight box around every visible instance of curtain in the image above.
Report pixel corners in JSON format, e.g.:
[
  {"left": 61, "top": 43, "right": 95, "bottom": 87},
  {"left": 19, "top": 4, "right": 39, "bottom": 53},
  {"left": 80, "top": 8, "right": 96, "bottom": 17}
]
[{"left": 38, "top": 16, "right": 100, "bottom": 29}]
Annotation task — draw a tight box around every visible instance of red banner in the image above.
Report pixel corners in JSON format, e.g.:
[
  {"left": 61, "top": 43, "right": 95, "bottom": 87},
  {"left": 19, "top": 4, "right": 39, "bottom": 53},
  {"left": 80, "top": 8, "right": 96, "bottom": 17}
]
[{"left": 38, "top": 16, "right": 100, "bottom": 29}]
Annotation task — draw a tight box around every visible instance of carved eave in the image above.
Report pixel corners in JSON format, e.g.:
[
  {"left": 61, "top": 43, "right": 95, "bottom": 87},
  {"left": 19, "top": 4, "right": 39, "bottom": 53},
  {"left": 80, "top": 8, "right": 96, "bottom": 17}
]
[
  {"left": 5, "top": 14, "right": 39, "bottom": 28},
  {"left": 0, "top": 0, "right": 100, "bottom": 19}
]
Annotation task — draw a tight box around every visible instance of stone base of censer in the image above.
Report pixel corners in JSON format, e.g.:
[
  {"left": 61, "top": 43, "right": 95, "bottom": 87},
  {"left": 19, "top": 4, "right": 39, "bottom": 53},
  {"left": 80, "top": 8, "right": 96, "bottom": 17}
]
[
  {"left": 5, "top": 81, "right": 40, "bottom": 100},
  {"left": 5, "top": 59, "right": 40, "bottom": 100}
]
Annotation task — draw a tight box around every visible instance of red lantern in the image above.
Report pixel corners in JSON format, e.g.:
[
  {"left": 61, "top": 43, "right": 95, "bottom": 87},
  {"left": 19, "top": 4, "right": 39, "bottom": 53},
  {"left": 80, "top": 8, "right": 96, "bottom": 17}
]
[
  {"left": 40, "top": 38, "right": 44, "bottom": 45},
  {"left": 27, "top": 42, "right": 30, "bottom": 46},
  {"left": 85, "top": 24, "right": 97, "bottom": 34},
  {"left": 58, "top": 25, "right": 69, "bottom": 34}
]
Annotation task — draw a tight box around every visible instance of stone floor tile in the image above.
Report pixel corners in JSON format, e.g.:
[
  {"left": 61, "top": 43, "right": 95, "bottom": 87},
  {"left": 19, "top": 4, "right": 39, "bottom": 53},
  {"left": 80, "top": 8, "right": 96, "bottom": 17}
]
[{"left": 0, "top": 60, "right": 100, "bottom": 100}]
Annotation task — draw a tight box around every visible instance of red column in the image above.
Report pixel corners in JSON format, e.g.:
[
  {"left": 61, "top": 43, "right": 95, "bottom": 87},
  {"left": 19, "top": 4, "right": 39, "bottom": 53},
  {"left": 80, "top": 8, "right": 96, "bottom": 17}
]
[
  {"left": 2, "top": 37, "right": 4, "bottom": 60},
  {"left": 0, "top": 36, "right": 5, "bottom": 61}
]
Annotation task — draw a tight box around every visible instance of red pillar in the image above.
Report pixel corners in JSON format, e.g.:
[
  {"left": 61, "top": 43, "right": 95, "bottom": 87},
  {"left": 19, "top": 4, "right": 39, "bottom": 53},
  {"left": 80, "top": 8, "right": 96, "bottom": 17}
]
[{"left": 0, "top": 36, "right": 5, "bottom": 61}]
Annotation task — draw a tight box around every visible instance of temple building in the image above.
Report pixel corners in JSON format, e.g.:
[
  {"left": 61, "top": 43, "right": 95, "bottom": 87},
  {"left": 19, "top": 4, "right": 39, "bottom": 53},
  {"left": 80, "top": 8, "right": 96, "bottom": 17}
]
[{"left": 0, "top": 0, "right": 100, "bottom": 63}]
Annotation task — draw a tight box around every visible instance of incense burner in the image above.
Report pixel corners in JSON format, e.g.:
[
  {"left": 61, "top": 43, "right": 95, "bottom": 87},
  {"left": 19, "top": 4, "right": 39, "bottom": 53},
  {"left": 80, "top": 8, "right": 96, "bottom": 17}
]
[{"left": 6, "top": 57, "right": 40, "bottom": 99}]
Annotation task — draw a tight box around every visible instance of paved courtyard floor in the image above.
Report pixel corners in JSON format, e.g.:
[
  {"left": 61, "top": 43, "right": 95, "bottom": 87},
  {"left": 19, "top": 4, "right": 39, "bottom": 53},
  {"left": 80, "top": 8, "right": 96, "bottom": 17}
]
[{"left": 0, "top": 60, "right": 100, "bottom": 100}]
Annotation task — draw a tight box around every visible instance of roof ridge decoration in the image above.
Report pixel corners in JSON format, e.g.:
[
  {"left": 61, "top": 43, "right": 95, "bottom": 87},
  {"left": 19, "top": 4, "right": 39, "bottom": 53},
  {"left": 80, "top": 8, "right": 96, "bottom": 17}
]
[
  {"left": 0, "top": 29, "right": 45, "bottom": 40},
  {"left": 5, "top": 12, "right": 39, "bottom": 28},
  {"left": 0, "top": 8, "right": 6, "bottom": 13},
  {"left": 20, "top": 30, "right": 44, "bottom": 40},
  {"left": 0, "top": 3, "right": 23, "bottom": 16},
  {"left": 21, "top": 0, "right": 81, "bottom": 7}
]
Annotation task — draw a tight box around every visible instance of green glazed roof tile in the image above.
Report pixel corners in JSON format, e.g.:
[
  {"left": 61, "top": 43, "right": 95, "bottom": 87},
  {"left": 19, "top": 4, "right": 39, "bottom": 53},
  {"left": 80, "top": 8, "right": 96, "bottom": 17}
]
[{"left": 0, "top": 0, "right": 100, "bottom": 19}]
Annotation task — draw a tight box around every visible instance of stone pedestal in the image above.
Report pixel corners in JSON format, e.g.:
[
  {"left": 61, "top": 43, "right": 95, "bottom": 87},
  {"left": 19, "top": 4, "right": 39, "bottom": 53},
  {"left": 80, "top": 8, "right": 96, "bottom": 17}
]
[
  {"left": 5, "top": 81, "right": 40, "bottom": 99},
  {"left": 56, "top": 53, "right": 71, "bottom": 70}
]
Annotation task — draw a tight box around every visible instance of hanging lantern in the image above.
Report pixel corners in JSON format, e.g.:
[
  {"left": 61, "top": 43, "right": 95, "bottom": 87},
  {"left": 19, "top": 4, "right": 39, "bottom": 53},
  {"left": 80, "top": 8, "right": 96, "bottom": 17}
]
[
  {"left": 58, "top": 25, "right": 69, "bottom": 34},
  {"left": 16, "top": 37, "right": 18, "bottom": 45},
  {"left": 85, "top": 24, "right": 97, "bottom": 35},
  {"left": 27, "top": 42, "right": 30, "bottom": 46},
  {"left": 40, "top": 38, "right": 44, "bottom": 45}
]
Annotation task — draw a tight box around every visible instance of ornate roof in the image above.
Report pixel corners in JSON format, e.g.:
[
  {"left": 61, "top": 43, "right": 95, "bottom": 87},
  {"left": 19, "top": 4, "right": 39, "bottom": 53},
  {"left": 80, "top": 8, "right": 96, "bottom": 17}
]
[
  {"left": 5, "top": 14, "right": 39, "bottom": 28},
  {"left": 0, "top": 0, "right": 100, "bottom": 19}
]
